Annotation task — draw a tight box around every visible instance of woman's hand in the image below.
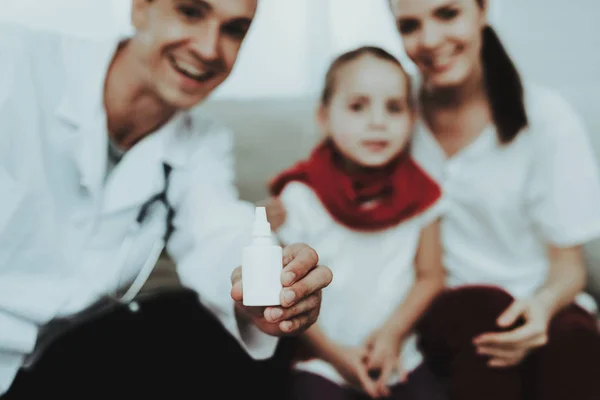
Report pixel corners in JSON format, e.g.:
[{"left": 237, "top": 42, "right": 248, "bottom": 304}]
[
  {"left": 474, "top": 245, "right": 586, "bottom": 368},
  {"left": 364, "top": 328, "right": 407, "bottom": 398},
  {"left": 473, "top": 296, "right": 553, "bottom": 368}
]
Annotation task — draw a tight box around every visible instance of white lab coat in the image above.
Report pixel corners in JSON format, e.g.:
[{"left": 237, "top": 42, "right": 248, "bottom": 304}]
[{"left": 0, "top": 23, "right": 277, "bottom": 394}]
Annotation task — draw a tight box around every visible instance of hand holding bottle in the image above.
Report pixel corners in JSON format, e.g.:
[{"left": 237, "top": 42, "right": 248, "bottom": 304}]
[{"left": 231, "top": 208, "right": 333, "bottom": 336}]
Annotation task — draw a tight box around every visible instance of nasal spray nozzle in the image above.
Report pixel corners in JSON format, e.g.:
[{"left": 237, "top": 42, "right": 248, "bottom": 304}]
[
  {"left": 241, "top": 207, "right": 283, "bottom": 306},
  {"left": 251, "top": 207, "right": 274, "bottom": 241}
]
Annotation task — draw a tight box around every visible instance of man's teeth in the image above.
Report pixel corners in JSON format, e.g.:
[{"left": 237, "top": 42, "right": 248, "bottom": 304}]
[{"left": 173, "top": 59, "right": 205, "bottom": 79}]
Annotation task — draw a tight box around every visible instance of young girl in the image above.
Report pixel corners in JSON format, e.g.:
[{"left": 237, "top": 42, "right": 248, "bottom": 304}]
[{"left": 266, "top": 47, "right": 448, "bottom": 400}]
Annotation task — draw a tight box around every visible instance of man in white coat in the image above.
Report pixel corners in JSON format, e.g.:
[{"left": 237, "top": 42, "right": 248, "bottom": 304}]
[{"left": 0, "top": 0, "right": 332, "bottom": 398}]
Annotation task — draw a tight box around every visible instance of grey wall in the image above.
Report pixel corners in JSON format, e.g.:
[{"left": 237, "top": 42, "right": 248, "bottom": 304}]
[
  {"left": 494, "top": 0, "right": 600, "bottom": 152},
  {"left": 492, "top": 0, "right": 600, "bottom": 298}
]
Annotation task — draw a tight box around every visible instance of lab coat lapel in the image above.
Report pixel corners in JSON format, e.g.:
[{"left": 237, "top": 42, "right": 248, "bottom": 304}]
[{"left": 55, "top": 35, "right": 120, "bottom": 199}]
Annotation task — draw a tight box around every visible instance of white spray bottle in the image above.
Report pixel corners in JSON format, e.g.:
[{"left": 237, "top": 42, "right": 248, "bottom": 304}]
[{"left": 242, "top": 207, "right": 283, "bottom": 306}]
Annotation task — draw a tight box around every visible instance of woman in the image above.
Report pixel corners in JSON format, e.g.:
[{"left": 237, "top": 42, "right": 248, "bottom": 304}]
[
  {"left": 267, "top": 0, "right": 600, "bottom": 399},
  {"left": 388, "top": 0, "right": 600, "bottom": 398}
]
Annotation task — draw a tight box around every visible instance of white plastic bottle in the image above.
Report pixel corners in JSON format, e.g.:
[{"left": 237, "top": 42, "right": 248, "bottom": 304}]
[{"left": 242, "top": 207, "right": 283, "bottom": 306}]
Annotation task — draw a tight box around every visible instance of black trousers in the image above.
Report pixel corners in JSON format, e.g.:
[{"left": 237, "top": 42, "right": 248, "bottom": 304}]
[
  {"left": 289, "top": 366, "right": 448, "bottom": 400},
  {"left": 2, "top": 288, "right": 297, "bottom": 399}
]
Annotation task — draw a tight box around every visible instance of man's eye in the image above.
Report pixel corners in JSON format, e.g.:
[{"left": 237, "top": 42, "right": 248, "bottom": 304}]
[
  {"left": 222, "top": 24, "right": 249, "bottom": 40},
  {"left": 178, "top": 5, "right": 205, "bottom": 20},
  {"left": 437, "top": 7, "right": 460, "bottom": 20}
]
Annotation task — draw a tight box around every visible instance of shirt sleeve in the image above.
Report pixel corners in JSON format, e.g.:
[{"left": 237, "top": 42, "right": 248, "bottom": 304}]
[
  {"left": 276, "top": 182, "right": 327, "bottom": 246},
  {"left": 527, "top": 87, "right": 600, "bottom": 247},
  {"left": 0, "top": 21, "right": 25, "bottom": 191},
  {"left": 166, "top": 123, "right": 278, "bottom": 360},
  {"left": 0, "top": 23, "right": 50, "bottom": 396},
  {"left": 418, "top": 196, "right": 447, "bottom": 228}
]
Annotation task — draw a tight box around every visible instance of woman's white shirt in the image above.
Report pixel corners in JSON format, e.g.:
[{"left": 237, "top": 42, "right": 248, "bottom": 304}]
[
  {"left": 277, "top": 181, "right": 444, "bottom": 387},
  {"left": 411, "top": 83, "right": 600, "bottom": 309},
  {"left": 0, "top": 23, "right": 277, "bottom": 394}
]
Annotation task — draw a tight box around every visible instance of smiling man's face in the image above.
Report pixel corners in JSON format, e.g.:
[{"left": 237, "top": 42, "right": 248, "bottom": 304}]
[{"left": 130, "top": 0, "right": 257, "bottom": 109}]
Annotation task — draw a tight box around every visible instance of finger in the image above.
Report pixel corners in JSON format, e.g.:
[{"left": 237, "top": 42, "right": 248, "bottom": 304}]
[
  {"left": 397, "top": 359, "right": 408, "bottom": 383},
  {"left": 376, "top": 360, "right": 394, "bottom": 397},
  {"left": 477, "top": 345, "right": 526, "bottom": 360},
  {"left": 364, "top": 332, "right": 378, "bottom": 350},
  {"left": 477, "top": 331, "right": 548, "bottom": 353},
  {"left": 497, "top": 300, "right": 526, "bottom": 328},
  {"left": 281, "top": 244, "right": 321, "bottom": 286},
  {"left": 263, "top": 293, "right": 320, "bottom": 323},
  {"left": 278, "top": 312, "right": 311, "bottom": 334},
  {"left": 475, "top": 325, "right": 543, "bottom": 347},
  {"left": 234, "top": 300, "right": 265, "bottom": 319},
  {"left": 230, "top": 266, "right": 242, "bottom": 284},
  {"left": 366, "top": 347, "right": 385, "bottom": 371},
  {"left": 488, "top": 355, "right": 525, "bottom": 368},
  {"left": 281, "top": 266, "right": 331, "bottom": 307},
  {"left": 360, "top": 346, "right": 370, "bottom": 364},
  {"left": 230, "top": 268, "right": 243, "bottom": 302},
  {"left": 357, "top": 366, "right": 380, "bottom": 399}
]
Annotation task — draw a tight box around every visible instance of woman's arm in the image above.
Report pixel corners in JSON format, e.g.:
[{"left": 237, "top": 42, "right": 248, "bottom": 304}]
[{"left": 534, "top": 245, "right": 586, "bottom": 316}]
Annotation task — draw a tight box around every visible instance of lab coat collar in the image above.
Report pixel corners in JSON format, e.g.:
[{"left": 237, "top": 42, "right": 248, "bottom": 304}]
[
  {"left": 56, "top": 33, "right": 191, "bottom": 215},
  {"left": 102, "top": 114, "right": 190, "bottom": 215}
]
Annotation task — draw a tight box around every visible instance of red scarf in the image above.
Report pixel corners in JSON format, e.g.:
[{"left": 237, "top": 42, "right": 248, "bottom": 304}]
[{"left": 269, "top": 140, "right": 442, "bottom": 231}]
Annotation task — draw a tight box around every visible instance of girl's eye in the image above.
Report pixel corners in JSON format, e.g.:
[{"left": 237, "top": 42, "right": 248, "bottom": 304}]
[{"left": 350, "top": 103, "right": 364, "bottom": 112}]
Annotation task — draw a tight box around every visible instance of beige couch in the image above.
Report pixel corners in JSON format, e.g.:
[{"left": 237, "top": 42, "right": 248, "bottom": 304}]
[{"left": 147, "top": 96, "right": 600, "bottom": 304}]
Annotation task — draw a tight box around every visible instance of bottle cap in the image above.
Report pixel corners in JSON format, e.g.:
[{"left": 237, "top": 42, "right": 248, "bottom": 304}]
[{"left": 252, "top": 207, "right": 272, "bottom": 237}]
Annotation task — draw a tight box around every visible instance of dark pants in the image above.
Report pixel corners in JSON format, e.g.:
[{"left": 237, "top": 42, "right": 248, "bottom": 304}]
[
  {"left": 418, "top": 286, "right": 600, "bottom": 400},
  {"left": 2, "top": 288, "right": 295, "bottom": 399},
  {"left": 289, "top": 365, "right": 448, "bottom": 400}
]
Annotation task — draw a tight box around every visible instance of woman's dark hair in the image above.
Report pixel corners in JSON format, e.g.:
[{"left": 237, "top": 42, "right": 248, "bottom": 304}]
[
  {"left": 320, "top": 46, "right": 411, "bottom": 107},
  {"left": 477, "top": 0, "right": 528, "bottom": 143}
]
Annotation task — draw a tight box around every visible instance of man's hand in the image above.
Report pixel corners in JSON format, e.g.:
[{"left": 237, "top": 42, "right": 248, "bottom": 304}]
[{"left": 230, "top": 243, "right": 332, "bottom": 336}]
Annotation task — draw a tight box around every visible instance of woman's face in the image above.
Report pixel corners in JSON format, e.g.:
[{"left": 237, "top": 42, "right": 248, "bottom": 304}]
[
  {"left": 390, "top": 0, "right": 487, "bottom": 90},
  {"left": 130, "top": 0, "right": 257, "bottom": 110}
]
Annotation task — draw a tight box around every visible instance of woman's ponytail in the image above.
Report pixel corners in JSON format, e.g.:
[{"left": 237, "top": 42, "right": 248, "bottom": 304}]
[{"left": 481, "top": 25, "right": 528, "bottom": 143}]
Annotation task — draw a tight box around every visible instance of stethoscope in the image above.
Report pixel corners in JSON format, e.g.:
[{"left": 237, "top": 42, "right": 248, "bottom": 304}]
[
  {"left": 22, "top": 162, "right": 177, "bottom": 370},
  {"left": 112, "top": 162, "right": 176, "bottom": 308}
]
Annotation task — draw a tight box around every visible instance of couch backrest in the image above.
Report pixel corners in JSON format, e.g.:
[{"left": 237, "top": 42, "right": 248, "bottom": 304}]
[
  {"left": 197, "top": 96, "right": 600, "bottom": 300},
  {"left": 199, "top": 97, "right": 321, "bottom": 203}
]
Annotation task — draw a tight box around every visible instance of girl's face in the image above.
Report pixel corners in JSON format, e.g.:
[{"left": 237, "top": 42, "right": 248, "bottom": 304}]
[
  {"left": 319, "top": 54, "right": 414, "bottom": 169},
  {"left": 390, "top": 0, "right": 487, "bottom": 90}
]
